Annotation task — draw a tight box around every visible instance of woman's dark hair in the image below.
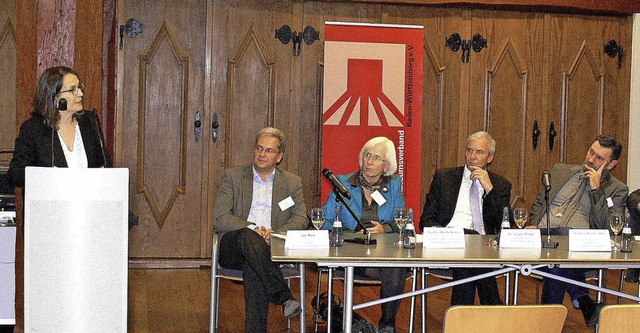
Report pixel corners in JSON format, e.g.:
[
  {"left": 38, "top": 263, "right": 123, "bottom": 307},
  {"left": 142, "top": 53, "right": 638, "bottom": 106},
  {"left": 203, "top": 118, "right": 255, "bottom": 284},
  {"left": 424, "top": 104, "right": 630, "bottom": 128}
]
[{"left": 31, "top": 66, "right": 80, "bottom": 129}]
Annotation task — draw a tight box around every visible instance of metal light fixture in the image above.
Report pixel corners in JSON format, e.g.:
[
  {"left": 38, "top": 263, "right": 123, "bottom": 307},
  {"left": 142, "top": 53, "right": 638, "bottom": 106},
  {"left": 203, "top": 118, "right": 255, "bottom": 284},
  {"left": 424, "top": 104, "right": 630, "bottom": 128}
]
[{"left": 275, "top": 25, "right": 320, "bottom": 56}]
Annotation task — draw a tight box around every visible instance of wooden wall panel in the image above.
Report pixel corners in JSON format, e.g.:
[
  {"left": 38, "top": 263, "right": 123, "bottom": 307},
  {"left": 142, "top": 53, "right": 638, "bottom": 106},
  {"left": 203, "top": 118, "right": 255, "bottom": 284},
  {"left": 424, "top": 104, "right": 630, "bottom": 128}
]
[
  {"left": 225, "top": 26, "right": 275, "bottom": 169},
  {"left": 0, "top": 8, "right": 17, "bottom": 166},
  {"left": 355, "top": 0, "right": 640, "bottom": 15},
  {"left": 469, "top": 10, "right": 544, "bottom": 207},
  {"left": 75, "top": 0, "right": 103, "bottom": 114},
  {"left": 543, "top": 14, "right": 630, "bottom": 183},
  {"left": 382, "top": 6, "right": 468, "bottom": 203}
]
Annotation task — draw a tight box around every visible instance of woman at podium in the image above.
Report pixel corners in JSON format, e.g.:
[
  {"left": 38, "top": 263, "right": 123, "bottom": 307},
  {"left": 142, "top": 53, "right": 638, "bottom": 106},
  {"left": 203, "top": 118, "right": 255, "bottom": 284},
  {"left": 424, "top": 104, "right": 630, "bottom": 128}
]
[{"left": 7, "top": 66, "right": 111, "bottom": 187}]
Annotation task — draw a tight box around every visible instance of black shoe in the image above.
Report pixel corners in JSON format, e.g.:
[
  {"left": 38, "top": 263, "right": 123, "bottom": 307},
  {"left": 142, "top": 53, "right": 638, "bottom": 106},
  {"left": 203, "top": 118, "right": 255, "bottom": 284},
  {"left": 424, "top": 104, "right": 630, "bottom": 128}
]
[
  {"left": 625, "top": 268, "right": 640, "bottom": 283},
  {"left": 582, "top": 302, "right": 606, "bottom": 327},
  {"left": 283, "top": 299, "right": 302, "bottom": 318}
]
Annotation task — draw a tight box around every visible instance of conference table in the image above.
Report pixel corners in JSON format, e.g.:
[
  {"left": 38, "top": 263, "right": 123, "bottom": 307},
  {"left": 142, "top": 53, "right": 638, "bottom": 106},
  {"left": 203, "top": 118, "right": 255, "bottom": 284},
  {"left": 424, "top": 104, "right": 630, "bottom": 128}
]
[{"left": 271, "top": 232, "right": 640, "bottom": 333}]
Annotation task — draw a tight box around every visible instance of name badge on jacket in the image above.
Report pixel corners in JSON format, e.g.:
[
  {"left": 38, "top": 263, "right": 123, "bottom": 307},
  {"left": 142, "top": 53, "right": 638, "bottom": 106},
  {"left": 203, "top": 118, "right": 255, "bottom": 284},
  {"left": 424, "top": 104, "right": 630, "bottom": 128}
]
[{"left": 278, "top": 196, "right": 295, "bottom": 211}]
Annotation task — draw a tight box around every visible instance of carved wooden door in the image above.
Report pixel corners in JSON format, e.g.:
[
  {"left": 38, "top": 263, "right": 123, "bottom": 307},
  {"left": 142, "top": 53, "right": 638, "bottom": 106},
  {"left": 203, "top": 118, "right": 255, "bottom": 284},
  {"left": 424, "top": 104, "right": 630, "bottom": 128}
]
[
  {"left": 542, "top": 14, "right": 631, "bottom": 183},
  {"left": 117, "top": 0, "right": 210, "bottom": 263},
  {"left": 468, "top": 10, "right": 545, "bottom": 208}
]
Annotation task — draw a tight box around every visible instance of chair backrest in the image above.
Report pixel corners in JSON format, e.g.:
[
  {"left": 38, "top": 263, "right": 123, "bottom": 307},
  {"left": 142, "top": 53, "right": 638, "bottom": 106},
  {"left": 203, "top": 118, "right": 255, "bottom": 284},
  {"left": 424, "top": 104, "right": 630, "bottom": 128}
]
[
  {"left": 597, "top": 304, "right": 640, "bottom": 333},
  {"left": 443, "top": 305, "right": 567, "bottom": 333}
]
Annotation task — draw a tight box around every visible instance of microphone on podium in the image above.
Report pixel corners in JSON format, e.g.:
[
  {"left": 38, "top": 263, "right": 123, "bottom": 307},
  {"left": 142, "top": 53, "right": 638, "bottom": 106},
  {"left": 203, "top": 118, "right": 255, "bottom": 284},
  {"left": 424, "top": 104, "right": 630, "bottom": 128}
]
[{"left": 322, "top": 168, "right": 351, "bottom": 199}]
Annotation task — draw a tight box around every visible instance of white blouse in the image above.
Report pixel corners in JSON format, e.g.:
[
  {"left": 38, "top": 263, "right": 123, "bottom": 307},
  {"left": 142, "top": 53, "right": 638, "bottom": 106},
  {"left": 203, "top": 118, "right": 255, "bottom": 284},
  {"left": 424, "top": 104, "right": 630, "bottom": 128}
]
[{"left": 57, "top": 122, "right": 88, "bottom": 168}]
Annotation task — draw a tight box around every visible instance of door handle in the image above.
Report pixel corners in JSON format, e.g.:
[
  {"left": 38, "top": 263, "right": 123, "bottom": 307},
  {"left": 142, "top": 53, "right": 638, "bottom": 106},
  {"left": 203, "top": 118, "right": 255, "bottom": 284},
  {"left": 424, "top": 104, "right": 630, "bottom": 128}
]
[
  {"left": 532, "top": 120, "right": 540, "bottom": 150},
  {"left": 549, "top": 121, "right": 557, "bottom": 151},
  {"left": 194, "top": 111, "right": 202, "bottom": 142},
  {"left": 211, "top": 113, "right": 219, "bottom": 143}
]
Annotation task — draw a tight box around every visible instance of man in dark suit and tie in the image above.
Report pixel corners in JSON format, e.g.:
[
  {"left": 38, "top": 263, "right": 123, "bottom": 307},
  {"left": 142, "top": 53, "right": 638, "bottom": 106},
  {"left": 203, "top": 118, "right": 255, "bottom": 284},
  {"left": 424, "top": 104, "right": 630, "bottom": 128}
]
[
  {"left": 213, "top": 127, "right": 307, "bottom": 333},
  {"left": 419, "top": 131, "right": 512, "bottom": 305}
]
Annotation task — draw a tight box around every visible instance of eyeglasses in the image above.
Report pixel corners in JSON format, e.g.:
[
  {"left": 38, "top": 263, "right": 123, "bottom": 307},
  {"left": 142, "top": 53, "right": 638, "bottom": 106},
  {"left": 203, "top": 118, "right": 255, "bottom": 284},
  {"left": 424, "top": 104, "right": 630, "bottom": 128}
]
[
  {"left": 363, "top": 152, "right": 386, "bottom": 164},
  {"left": 59, "top": 82, "right": 85, "bottom": 96},
  {"left": 255, "top": 145, "right": 279, "bottom": 155}
]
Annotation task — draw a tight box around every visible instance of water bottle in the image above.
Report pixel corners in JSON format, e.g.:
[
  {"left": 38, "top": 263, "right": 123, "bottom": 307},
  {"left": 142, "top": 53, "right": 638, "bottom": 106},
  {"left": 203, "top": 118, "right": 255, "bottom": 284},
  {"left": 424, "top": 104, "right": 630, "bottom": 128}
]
[
  {"left": 330, "top": 206, "right": 344, "bottom": 247},
  {"left": 501, "top": 206, "right": 511, "bottom": 231},
  {"left": 403, "top": 209, "right": 416, "bottom": 249},
  {"left": 622, "top": 210, "right": 634, "bottom": 253}
]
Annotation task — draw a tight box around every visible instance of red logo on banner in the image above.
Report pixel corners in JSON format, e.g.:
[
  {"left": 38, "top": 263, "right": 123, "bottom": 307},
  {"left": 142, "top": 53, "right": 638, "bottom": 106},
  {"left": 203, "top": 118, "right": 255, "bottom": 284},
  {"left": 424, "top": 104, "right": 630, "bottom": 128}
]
[{"left": 323, "top": 59, "right": 404, "bottom": 127}]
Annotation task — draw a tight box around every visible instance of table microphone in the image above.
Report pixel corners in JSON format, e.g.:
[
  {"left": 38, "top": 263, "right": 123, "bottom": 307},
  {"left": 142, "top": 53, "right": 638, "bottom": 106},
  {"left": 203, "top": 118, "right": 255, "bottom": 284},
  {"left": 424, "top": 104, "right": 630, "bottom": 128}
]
[
  {"left": 541, "top": 170, "right": 558, "bottom": 248},
  {"left": 322, "top": 168, "right": 351, "bottom": 199},
  {"left": 542, "top": 170, "right": 551, "bottom": 192}
]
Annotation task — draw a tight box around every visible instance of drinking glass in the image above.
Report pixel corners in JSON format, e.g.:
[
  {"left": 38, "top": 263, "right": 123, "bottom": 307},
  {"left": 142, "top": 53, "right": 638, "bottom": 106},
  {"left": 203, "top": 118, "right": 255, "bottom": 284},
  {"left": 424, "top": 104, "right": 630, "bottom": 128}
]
[
  {"left": 394, "top": 208, "right": 409, "bottom": 243},
  {"left": 513, "top": 208, "right": 528, "bottom": 229},
  {"left": 609, "top": 212, "right": 624, "bottom": 250},
  {"left": 311, "top": 208, "right": 325, "bottom": 230}
]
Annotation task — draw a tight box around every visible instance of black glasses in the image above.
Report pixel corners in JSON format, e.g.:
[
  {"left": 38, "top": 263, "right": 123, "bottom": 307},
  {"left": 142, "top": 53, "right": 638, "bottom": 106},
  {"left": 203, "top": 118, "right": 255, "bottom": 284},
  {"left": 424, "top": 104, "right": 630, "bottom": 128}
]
[{"left": 59, "top": 82, "right": 85, "bottom": 95}]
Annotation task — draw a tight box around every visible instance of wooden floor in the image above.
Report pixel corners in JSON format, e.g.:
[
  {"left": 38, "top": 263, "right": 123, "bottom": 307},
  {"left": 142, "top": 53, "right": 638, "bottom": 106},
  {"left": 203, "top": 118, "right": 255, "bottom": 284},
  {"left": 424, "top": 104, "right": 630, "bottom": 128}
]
[{"left": 127, "top": 266, "right": 639, "bottom": 333}]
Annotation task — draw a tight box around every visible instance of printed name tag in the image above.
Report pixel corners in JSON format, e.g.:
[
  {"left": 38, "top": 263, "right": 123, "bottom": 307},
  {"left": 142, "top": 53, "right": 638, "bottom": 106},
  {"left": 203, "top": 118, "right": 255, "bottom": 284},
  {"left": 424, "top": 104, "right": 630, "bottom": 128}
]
[
  {"left": 422, "top": 227, "right": 466, "bottom": 249},
  {"left": 569, "top": 229, "right": 612, "bottom": 252},
  {"left": 499, "top": 229, "right": 542, "bottom": 249},
  {"left": 371, "top": 190, "right": 387, "bottom": 206},
  {"left": 278, "top": 196, "right": 295, "bottom": 211},
  {"left": 606, "top": 197, "right": 614, "bottom": 208},
  {"left": 284, "top": 230, "right": 329, "bottom": 249}
]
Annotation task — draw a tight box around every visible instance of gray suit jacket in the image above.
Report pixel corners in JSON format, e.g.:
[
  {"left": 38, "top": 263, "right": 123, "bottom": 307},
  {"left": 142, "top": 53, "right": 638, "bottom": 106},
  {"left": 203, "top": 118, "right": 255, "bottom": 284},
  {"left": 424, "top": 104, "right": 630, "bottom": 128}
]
[
  {"left": 212, "top": 164, "right": 308, "bottom": 234},
  {"left": 531, "top": 163, "right": 628, "bottom": 229}
]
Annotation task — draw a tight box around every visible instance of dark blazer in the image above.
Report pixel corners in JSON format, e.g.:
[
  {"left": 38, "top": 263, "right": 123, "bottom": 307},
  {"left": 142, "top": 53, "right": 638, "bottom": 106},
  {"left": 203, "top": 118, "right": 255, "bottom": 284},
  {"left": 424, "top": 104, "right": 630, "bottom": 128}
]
[
  {"left": 8, "top": 111, "right": 111, "bottom": 187},
  {"left": 419, "top": 166, "right": 512, "bottom": 235},
  {"left": 212, "top": 164, "right": 308, "bottom": 234},
  {"left": 628, "top": 189, "right": 640, "bottom": 235}
]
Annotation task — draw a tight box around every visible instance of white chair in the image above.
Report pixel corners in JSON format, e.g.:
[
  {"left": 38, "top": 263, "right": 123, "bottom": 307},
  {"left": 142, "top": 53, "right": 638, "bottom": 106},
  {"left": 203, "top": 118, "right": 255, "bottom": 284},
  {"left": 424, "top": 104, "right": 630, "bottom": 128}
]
[
  {"left": 209, "top": 232, "right": 305, "bottom": 333},
  {"left": 443, "top": 304, "right": 567, "bottom": 333},
  {"left": 597, "top": 304, "right": 640, "bottom": 333},
  {"left": 420, "top": 268, "right": 511, "bottom": 332}
]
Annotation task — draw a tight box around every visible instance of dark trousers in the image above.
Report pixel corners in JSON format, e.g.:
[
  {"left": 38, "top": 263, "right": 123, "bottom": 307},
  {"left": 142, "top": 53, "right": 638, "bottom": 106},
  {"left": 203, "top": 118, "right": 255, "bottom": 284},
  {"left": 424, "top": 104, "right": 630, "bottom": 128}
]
[
  {"left": 359, "top": 267, "right": 408, "bottom": 329},
  {"left": 219, "top": 228, "right": 292, "bottom": 333},
  {"left": 541, "top": 267, "right": 589, "bottom": 304},
  {"left": 451, "top": 269, "right": 503, "bottom": 305}
]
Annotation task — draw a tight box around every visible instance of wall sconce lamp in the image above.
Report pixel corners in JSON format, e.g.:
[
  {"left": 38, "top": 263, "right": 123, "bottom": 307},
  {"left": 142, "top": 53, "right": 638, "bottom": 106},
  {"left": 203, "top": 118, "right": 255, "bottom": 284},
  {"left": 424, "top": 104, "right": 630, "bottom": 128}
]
[{"left": 275, "top": 25, "right": 320, "bottom": 56}]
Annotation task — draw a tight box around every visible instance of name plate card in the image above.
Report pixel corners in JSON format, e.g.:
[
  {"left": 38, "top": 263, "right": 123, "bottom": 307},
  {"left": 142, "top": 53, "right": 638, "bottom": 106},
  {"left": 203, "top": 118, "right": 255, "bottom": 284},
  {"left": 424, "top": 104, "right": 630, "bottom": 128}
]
[
  {"left": 499, "top": 229, "right": 542, "bottom": 249},
  {"left": 422, "top": 227, "right": 465, "bottom": 249},
  {"left": 569, "top": 229, "right": 612, "bottom": 252},
  {"left": 284, "top": 230, "right": 329, "bottom": 250}
]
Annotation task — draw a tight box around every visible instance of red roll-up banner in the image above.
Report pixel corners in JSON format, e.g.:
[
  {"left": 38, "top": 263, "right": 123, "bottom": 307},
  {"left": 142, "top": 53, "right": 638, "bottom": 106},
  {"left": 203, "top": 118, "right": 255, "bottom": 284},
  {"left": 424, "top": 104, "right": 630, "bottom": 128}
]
[{"left": 321, "top": 22, "right": 424, "bottom": 219}]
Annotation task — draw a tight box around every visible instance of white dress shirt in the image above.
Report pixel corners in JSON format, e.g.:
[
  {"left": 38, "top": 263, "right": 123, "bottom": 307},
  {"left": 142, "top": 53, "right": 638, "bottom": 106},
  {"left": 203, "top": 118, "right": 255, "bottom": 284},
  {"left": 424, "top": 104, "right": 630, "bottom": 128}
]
[{"left": 446, "top": 165, "right": 485, "bottom": 234}]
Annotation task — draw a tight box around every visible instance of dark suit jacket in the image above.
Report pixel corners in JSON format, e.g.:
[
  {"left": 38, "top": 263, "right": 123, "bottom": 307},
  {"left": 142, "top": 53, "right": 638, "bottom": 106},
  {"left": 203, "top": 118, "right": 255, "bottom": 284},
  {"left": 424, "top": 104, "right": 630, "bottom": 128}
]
[
  {"left": 419, "top": 166, "right": 512, "bottom": 235},
  {"left": 628, "top": 189, "right": 640, "bottom": 235},
  {"left": 8, "top": 111, "right": 111, "bottom": 187},
  {"left": 212, "top": 164, "right": 308, "bottom": 234}
]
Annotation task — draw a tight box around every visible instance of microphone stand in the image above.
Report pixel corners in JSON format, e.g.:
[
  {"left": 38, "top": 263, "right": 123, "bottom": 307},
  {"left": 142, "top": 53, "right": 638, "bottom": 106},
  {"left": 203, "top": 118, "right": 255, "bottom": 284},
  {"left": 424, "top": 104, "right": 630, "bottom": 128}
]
[
  {"left": 332, "top": 187, "right": 376, "bottom": 245},
  {"left": 542, "top": 186, "right": 559, "bottom": 248}
]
